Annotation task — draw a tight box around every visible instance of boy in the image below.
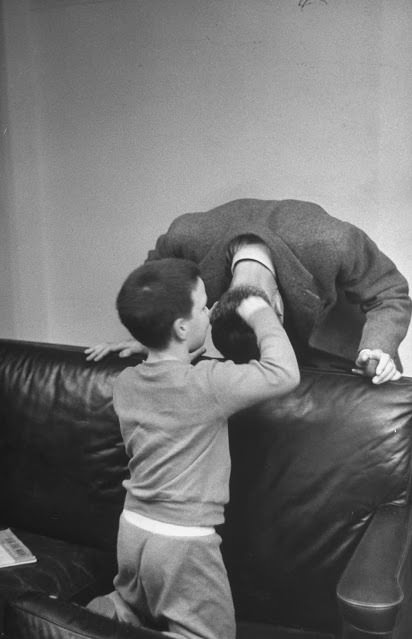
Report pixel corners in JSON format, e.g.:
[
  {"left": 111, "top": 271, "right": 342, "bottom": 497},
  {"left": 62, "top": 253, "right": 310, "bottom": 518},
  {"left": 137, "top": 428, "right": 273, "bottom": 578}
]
[{"left": 88, "top": 257, "right": 299, "bottom": 638}]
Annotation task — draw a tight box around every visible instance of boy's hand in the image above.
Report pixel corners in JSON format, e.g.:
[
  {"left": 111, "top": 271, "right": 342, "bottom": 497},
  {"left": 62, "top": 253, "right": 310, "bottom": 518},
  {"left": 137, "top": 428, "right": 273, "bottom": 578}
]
[
  {"left": 236, "top": 295, "right": 271, "bottom": 324},
  {"left": 352, "top": 348, "right": 402, "bottom": 384},
  {"left": 85, "top": 339, "right": 146, "bottom": 362}
]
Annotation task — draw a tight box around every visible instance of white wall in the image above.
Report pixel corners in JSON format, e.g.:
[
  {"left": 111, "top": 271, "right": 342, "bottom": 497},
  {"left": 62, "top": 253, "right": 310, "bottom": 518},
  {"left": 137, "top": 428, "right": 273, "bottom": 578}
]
[
  {"left": 1, "top": 0, "right": 412, "bottom": 371},
  {"left": 0, "top": 2, "right": 15, "bottom": 337}
]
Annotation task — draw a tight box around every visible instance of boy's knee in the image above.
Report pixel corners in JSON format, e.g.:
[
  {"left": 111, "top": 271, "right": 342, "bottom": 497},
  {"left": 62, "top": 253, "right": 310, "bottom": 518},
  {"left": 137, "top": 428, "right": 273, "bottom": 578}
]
[
  {"left": 87, "top": 591, "right": 141, "bottom": 628},
  {"left": 87, "top": 593, "right": 118, "bottom": 620}
]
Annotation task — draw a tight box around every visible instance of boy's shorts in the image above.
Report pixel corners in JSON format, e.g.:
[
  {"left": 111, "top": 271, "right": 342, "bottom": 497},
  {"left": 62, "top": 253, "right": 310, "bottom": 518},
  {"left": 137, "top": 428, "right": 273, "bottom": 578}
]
[{"left": 88, "top": 512, "right": 236, "bottom": 639}]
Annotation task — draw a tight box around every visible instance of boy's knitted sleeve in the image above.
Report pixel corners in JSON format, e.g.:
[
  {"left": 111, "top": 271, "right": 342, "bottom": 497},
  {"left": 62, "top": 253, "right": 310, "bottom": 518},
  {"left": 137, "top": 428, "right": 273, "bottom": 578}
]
[{"left": 207, "top": 307, "right": 300, "bottom": 417}]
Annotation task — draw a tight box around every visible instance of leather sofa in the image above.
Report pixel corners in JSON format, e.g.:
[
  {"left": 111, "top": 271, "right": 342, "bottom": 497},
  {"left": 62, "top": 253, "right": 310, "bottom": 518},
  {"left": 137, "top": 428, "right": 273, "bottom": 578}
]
[{"left": 1, "top": 338, "right": 412, "bottom": 639}]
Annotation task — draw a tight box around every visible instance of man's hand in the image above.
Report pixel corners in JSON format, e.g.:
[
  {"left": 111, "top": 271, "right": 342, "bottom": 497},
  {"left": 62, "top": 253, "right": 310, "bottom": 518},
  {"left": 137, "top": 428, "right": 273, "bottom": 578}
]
[
  {"left": 85, "top": 339, "right": 145, "bottom": 362},
  {"left": 353, "top": 348, "right": 402, "bottom": 385}
]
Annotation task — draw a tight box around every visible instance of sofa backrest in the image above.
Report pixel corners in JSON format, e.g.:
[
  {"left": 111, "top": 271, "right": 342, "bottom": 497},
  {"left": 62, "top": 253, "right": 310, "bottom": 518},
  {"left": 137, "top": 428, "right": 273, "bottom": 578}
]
[
  {"left": 1, "top": 339, "right": 412, "bottom": 633},
  {"left": 224, "top": 369, "right": 412, "bottom": 632},
  {"left": 0, "top": 339, "right": 135, "bottom": 551}
]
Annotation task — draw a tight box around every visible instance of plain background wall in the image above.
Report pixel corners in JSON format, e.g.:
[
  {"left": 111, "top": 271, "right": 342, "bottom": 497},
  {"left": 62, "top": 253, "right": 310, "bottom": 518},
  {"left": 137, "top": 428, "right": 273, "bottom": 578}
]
[{"left": 1, "top": 0, "right": 412, "bottom": 372}]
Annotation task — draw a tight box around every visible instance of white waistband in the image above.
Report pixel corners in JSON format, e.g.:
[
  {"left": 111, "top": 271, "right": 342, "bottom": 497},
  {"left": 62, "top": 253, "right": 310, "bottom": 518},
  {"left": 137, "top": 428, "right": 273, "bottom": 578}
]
[{"left": 123, "top": 510, "right": 215, "bottom": 537}]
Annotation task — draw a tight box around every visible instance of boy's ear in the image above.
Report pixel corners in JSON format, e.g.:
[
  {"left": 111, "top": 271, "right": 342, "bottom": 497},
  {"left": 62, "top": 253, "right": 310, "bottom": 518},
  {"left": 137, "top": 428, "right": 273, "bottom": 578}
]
[{"left": 172, "top": 317, "right": 188, "bottom": 342}]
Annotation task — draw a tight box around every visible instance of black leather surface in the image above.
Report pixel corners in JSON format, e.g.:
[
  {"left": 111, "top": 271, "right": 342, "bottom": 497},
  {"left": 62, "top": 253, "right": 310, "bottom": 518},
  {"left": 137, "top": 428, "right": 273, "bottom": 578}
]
[
  {"left": 0, "top": 529, "right": 116, "bottom": 605},
  {"left": 3, "top": 592, "right": 163, "bottom": 639},
  {"left": 337, "top": 505, "right": 412, "bottom": 634},
  {"left": 0, "top": 340, "right": 140, "bottom": 552},
  {"left": 224, "top": 370, "right": 412, "bottom": 632},
  {"left": 1, "top": 339, "right": 412, "bottom": 637},
  {"left": 3, "top": 593, "right": 333, "bottom": 639}
]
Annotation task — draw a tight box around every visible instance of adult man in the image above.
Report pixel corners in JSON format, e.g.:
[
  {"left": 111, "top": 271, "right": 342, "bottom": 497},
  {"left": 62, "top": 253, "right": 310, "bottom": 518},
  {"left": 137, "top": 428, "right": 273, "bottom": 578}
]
[{"left": 86, "top": 198, "right": 411, "bottom": 384}]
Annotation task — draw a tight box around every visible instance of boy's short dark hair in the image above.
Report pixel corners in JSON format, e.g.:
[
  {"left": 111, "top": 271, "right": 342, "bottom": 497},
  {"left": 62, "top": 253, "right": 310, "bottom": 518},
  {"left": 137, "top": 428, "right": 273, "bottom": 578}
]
[
  {"left": 210, "top": 286, "right": 271, "bottom": 363},
  {"left": 116, "top": 258, "right": 201, "bottom": 349}
]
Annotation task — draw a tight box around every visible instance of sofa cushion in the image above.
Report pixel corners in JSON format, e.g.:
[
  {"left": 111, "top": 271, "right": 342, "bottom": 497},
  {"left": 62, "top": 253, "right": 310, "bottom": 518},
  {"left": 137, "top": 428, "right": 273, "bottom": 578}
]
[
  {"left": 0, "top": 529, "right": 117, "bottom": 605},
  {"left": 3, "top": 593, "right": 334, "bottom": 639},
  {"left": 237, "top": 622, "right": 333, "bottom": 638},
  {"left": 3, "top": 592, "right": 163, "bottom": 639}
]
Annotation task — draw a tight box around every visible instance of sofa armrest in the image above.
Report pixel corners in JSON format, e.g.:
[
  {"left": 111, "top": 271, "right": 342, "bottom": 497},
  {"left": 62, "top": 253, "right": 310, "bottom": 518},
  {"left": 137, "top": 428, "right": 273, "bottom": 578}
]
[
  {"left": 3, "top": 592, "right": 164, "bottom": 639},
  {"left": 337, "top": 505, "right": 412, "bottom": 637}
]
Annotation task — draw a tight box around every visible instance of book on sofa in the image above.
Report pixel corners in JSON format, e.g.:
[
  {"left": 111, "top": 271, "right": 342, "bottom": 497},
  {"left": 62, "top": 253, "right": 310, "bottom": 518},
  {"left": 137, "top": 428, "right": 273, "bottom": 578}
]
[{"left": 0, "top": 529, "right": 37, "bottom": 568}]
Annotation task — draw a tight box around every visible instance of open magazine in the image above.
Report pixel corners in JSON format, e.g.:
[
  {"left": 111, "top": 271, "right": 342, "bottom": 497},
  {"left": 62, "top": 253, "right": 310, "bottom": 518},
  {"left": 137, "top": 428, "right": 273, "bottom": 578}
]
[{"left": 0, "top": 529, "right": 37, "bottom": 568}]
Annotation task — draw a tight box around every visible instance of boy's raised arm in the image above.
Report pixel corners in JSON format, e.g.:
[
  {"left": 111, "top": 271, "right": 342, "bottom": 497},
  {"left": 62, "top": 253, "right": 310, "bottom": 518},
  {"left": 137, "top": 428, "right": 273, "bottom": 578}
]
[{"left": 209, "top": 296, "right": 300, "bottom": 415}]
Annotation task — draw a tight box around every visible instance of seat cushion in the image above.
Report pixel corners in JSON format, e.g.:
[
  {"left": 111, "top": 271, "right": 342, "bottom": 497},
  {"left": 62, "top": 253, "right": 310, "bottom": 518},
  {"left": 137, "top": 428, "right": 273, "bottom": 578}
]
[
  {"left": 0, "top": 529, "right": 117, "bottom": 605},
  {"left": 3, "top": 592, "right": 168, "bottom": 639},
  {"left": 237, "top": 622, "right": 334, "bottom": 638},
  {"left": 2, "top": 594, "right": 334, "bottom": 639}
]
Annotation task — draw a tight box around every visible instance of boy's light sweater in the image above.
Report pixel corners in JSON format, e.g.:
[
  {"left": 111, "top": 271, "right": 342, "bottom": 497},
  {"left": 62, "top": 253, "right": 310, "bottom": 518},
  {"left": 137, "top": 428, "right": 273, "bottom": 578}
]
[{"left": 113, "top": 307, "right": 299, "bottom": 527}]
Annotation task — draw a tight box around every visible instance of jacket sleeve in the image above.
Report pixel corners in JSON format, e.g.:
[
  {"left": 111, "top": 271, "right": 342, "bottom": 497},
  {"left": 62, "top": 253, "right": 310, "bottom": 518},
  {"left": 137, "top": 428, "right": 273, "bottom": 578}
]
[
  {"left": 145, "top": 214, "right": 198, "bottom": 263},
  {"left": 335, "top": 224, "right": 412, "bottom": 358},
  {"left": 145, "top": 229, "right": 178, "bottom": 263}
]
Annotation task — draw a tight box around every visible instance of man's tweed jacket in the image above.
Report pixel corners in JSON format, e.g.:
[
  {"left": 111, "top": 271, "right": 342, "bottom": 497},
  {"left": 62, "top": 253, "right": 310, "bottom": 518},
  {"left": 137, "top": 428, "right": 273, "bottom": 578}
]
[{"left": 146, "top": 199, "right": 411, "bottom": 365}]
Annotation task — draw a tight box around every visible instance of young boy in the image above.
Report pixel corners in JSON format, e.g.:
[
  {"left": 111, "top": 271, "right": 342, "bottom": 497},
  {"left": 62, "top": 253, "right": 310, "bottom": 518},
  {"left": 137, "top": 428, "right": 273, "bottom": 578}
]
[{"left": 88, "top": 257, "right": 299, "bottom": 639}]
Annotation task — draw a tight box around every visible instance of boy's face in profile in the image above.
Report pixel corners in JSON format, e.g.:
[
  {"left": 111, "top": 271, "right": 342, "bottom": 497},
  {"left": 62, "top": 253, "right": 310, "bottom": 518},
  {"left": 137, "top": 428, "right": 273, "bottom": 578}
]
[{"left": 186, "top": 277, "right": 210, "bottom": 353}]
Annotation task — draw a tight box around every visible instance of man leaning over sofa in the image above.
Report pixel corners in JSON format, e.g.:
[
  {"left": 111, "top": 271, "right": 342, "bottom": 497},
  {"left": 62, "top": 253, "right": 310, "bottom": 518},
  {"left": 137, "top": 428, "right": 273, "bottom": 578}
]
[{"left": 85, "top": 198, "right": 412, "bottom": 385}]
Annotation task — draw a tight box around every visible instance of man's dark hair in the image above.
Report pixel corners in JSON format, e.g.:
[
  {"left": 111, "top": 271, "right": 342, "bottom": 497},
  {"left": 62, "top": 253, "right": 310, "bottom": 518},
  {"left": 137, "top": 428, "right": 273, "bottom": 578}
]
[
  {"left": 210, "top": 286, "right": 271, "bottom": 363},
  {"left": 116, "top": 258, "right": 201, "bottom": 349}
]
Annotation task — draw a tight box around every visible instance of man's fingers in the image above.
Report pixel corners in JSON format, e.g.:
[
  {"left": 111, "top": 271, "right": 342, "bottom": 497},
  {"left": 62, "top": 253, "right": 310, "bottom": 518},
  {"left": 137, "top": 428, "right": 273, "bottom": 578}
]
[
  {"left": 372, "top": 359, "right": 401, "bottom": 385},
  {"left": 85, "top": 345, "right": 110, "bottom": 361},
  {"left": 91, "top": 348, "right": 111, "bottom": 361},
  {"left": 356, "top": 349, "right": 372, "bottom": 365},
  {"left": 351, "top": 368, "right": 365, "bottom": 377},
  {"left": 355, "top": 349, "right": 402, "bottom": 384},
  {"left": 374, "top": 352, "right": 391, "bottom": 376},
  {"left": 353, "top": 349, "right": 401, "bottom": 384},
  {"left": 119, "top": 348, "right": 135, "bottom": 358},
  {"left": 85, "top": 341, "right": 129, "bottom": 361}
]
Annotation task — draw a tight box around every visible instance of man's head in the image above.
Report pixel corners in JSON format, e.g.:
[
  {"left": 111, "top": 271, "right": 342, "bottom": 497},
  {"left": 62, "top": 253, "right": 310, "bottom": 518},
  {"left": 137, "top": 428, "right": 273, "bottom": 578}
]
[
  {"left": 116, "top": 258, "right": 209, "bottom": 352},
  {"left": 211, "top": 285, "right": 272, "bottom": 363},
  {"left": 212, "top": 233, "right": 284, "bottom": 362}
]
